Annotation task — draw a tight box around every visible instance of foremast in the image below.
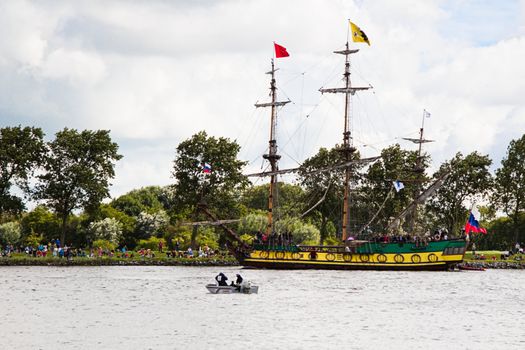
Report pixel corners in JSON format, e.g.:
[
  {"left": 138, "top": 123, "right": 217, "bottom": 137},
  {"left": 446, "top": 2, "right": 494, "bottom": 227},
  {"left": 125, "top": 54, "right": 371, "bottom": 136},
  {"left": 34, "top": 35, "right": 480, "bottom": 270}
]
[
  {"left": 255, "top": 59, "right": 290, "bottom": 235},
  {"left": 320, "top": 42, "right": 370, "bottom": 240}
]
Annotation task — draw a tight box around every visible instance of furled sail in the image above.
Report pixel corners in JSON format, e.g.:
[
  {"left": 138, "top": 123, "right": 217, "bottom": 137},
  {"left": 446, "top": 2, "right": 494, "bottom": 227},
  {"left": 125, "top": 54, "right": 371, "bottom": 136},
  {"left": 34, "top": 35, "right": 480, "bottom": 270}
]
[{"left": 385, "top": 172, "right": 450, "bottom": 233}]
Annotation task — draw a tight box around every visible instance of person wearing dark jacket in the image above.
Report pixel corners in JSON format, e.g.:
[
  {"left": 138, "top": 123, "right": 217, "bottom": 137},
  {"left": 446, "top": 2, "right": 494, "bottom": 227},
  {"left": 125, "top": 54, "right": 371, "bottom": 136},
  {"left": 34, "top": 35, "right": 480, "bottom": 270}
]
[
  {"left": 235, "top": 274, "right": 243, "bottom": 285},
  {"left": 215, "top": 272, "right": 228, "bottom": 286}
]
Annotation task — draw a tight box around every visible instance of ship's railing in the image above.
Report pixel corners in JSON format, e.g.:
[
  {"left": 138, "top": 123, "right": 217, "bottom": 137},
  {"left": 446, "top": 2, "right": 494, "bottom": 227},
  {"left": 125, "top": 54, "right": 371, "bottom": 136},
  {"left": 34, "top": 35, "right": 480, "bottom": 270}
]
[
  {"left": 252, "top": 243, "right": 300, "bottom": 252},
  {"left": 296, "top": 245, "right": 348, "bottom": 253}
]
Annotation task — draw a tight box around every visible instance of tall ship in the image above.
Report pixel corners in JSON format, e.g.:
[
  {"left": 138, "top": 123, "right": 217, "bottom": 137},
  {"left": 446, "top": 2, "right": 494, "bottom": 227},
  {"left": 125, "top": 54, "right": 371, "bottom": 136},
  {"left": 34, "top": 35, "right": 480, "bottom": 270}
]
[{"left": 200, "top": 24, "right": 467, "bottom": 271}]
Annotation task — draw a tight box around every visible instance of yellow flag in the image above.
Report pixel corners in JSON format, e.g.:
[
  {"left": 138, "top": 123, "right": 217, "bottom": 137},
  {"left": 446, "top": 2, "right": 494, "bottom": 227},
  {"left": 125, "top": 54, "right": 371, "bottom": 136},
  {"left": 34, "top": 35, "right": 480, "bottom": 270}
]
[{"left": 350, "top": 21, "right": 370, "bottom": 46}]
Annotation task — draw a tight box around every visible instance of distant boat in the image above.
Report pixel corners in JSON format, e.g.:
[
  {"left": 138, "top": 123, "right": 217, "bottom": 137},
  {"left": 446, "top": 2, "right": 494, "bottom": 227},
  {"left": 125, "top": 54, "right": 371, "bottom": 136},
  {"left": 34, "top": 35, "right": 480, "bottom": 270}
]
[
  {"left": 205, "top": 283, "right": 259, "bottom": 294},
  {"left": 458, "top": 265, "right": 485, "bottom": 271}
]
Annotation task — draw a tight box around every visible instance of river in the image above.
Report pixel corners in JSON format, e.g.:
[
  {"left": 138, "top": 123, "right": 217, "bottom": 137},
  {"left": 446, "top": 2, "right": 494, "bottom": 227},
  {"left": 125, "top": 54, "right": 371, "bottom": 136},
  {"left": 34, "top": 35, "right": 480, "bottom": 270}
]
[{"left": 0, "top": 266, "right": 523, "bottom": 349}]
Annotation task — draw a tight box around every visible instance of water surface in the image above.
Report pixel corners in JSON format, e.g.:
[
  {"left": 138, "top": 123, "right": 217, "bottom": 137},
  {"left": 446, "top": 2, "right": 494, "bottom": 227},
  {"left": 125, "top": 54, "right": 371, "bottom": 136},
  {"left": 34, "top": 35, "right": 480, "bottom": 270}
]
[{"left": 1, "top": 266, "right": 523, "bottom": 349}]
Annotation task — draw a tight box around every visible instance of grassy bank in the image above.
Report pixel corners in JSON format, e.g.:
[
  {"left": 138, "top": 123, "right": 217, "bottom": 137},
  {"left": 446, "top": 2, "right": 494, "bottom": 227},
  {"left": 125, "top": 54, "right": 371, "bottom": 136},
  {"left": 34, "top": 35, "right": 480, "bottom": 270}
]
[
  {"left": 2, "top": 251, "right": 523, "bottom": 268},
  {"left": 0, "top": 253, "right": 238, "bottom": 266}
]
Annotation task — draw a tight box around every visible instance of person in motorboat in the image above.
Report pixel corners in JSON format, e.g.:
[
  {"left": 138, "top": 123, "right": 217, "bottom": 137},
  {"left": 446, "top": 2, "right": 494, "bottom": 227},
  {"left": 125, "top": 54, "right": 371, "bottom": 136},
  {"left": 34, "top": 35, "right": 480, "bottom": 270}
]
[
  {"left": 229, "top": 274, "right": 243, "bottom": 288},
  {"left": 234, "top": 274, "right": 244, "bottom": 291},
  {"left": 215, "top": 272, "right": 228, "bottom": 286}
]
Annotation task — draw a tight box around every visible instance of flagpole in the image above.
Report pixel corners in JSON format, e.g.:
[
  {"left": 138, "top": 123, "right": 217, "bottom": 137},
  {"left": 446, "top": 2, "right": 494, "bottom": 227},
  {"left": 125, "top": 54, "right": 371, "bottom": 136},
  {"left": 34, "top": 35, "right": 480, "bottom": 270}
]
[{"left": 346, "top": 19, "right": 351, "bottom": 44}]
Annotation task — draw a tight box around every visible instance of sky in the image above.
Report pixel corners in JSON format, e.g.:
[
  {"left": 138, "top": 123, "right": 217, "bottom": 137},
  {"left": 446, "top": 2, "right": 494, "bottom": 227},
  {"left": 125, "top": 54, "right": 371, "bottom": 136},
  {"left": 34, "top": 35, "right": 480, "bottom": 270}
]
[{"left": 1, "top": 0, "right": 524, "bottom": 199}]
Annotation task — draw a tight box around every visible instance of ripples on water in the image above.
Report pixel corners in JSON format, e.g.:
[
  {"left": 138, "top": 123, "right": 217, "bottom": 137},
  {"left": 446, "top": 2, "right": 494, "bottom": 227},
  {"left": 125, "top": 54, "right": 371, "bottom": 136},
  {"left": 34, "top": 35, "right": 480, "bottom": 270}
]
[{"left": 0, "top": 266, "right": 524, "bottom": 349}]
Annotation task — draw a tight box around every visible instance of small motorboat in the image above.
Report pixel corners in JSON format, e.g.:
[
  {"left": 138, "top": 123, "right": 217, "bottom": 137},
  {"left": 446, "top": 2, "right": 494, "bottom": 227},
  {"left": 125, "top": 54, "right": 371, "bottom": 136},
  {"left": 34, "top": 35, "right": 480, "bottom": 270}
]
[{"left": 206, "top": 282, "right": 259, "bottom": 294}]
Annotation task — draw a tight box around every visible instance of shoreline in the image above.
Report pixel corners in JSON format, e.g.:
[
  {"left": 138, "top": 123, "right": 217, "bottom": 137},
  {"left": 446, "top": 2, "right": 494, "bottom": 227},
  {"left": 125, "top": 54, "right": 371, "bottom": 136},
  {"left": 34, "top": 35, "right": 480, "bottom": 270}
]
[
  {"left": 0, "top": 257, "right": 239, "bottom": 267},
  {"left": 458, "top": 261, "right": 524, "bottom": 270},
  {"left": 1, "top": 257, "right": 523, "bottom": 269}
]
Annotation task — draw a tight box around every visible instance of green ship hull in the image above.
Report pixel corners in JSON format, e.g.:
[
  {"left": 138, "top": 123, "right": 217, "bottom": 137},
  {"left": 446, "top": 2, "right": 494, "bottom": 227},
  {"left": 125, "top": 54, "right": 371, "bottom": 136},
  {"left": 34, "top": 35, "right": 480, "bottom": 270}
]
[{"left": 235, "top": 239, "right": 467, "bottom": 271}]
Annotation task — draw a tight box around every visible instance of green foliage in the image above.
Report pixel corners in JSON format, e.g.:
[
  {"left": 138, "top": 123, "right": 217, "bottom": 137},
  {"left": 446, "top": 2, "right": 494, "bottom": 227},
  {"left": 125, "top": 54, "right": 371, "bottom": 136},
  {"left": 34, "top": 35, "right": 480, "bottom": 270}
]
[
  {"left": 238, "top": 212, "right": 267, "bottom": 234},
  {"left": 110, "top": 186, "right": 167, "bottom": 217},
  {"left": 477, "top": 212, "right": 525, "bottom": 250},
  {"left": 137, "top": 237, "right": 166, "bottom": 251},
  {"left": 493, "top": 134, "right": 525, "bottom": 243},
  {"left": 428, "top": 151, "right": 492, "bottom": 234},
  {"left": 35, "top": 128, "right": 122, "bottom": 244},
  {"left": 172, "top": 131, "right": 248, "bottom": 217},
  {"left": 98, "top": 204, "right": 136, "bottom": 234},
  {"left": 0, "top": 126, "right": 45, "bottom": 214},
  {"left": 241, "top": 183, "right": 304, "bottom": 217},
  {"left": 135, "top": 210, "right": 169, "bottom": 239},
  {"left": 172, "top": 228, "right": 192, "bottom": 250},
  {"left": 24, "top": 232, "right": 44, "bottom": 247},
  {"left": 240, "top": 233, "right": 254, "bottom": 244},
  {"left": 20, "top": 206, "right": 61, "bottom": 242},
  {"left": 323, "top": 235, "right": 341, "bottom": 246},
  {"left": 92, "top": 239, "right": 116, "bottom": 251},
  {"left": 298, "top": 147, "right": 345, "bottom": 241},
  {"left": 88, "top": 217, "right": 123, "bottom": 245},
  {"left": 0, "top": 221, "right": 21, "bottom": 245},
  {"left": 274, "top": 217, "right": 320, "bottom": 244},
  {"left": 361, "top": 144, "right": 426, "bottom": 232},
  {"left": 195, "top": 227, "right": 219, "bottom": 250}
]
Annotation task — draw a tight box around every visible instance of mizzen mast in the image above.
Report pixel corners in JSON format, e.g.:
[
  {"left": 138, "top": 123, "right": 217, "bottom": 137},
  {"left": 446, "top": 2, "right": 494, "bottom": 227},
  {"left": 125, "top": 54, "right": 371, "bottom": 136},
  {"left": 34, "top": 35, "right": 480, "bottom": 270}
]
[
  {"left": 320, "top": 42, "right": 371, "bottom": 241},
  {"left": 402, "top": 109, "right": 434, "bottom": 232},
  {"left": 255, "top": 59, "right": 290, "bottom": 235}
]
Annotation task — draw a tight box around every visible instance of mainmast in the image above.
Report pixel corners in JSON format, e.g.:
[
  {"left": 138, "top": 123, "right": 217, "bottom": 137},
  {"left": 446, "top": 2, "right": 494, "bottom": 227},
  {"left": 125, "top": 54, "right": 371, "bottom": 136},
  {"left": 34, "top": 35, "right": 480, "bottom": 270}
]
[
  {"left": 320, "top": 42, "right": 370, "bottom": 241},
  {"left": 402, "top": 110, "right": 434, "bottom": 232},
  {"left": 255, "top": 59, "right": 290, "bottom": 235}
]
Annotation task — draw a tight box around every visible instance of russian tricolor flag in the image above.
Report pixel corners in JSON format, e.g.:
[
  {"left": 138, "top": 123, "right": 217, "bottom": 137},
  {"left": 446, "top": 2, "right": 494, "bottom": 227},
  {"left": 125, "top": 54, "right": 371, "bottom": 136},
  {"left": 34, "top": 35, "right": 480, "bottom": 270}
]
[
  {"left": 202, "top": 163, "right": 211, "bottom": 174},
  {"left": 464, "top": 212, "right": 487, "bottom": 234}
]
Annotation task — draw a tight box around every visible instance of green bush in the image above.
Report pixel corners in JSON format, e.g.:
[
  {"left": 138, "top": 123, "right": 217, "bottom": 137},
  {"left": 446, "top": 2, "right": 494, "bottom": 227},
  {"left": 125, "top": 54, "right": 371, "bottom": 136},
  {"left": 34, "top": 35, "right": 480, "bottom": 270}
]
[
  {"left": 240, "top": 233, "right": 254, "bottom": 244},
  {"left": 92, "top": 239, "right": 116, "bottom": 251},
  {"left": 0, "top": 221, "right": 21, "bottom": 246},
  {"left": 196, "top": 227, "right": 219, "bottom": 250},
  {"left": 137, "top": 236, "right": 166, "bottom": 251},
  {"left": 24, "top": 232, "right": 44, "bottom": 247},
  {"left": 323, "top": 236, "right": 341, "bottom": 246},
  {"left": 172, "top": 228, "right": 192, "bottom": 250}
]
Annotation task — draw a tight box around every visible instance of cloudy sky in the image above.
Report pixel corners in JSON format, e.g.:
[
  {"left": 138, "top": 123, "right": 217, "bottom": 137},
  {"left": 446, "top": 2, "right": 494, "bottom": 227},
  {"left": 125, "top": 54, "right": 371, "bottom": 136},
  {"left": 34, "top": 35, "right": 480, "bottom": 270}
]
[{"left": 1, "top": 0, "right": 524, "bottom": 199}]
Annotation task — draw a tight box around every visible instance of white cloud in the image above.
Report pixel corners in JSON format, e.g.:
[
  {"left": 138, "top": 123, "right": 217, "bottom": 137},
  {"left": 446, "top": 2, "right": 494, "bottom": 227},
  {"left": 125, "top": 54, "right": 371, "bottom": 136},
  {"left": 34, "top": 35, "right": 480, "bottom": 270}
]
[{"left": 0, "top": 0, "right": 524, "bottom": 199}]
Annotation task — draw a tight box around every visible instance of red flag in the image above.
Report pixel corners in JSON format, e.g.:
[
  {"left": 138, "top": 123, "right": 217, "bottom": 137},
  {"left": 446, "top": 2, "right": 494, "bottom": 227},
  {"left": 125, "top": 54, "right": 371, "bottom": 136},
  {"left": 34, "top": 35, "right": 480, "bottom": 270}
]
[{"left": 274, "top": 42, "right": 290, "bottom": 58}]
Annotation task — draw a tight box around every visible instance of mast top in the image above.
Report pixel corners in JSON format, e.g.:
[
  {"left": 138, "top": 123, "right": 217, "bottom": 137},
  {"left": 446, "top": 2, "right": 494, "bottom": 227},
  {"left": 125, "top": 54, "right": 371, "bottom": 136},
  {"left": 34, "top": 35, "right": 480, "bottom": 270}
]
[
  {"left": 402, "top": 137, "right": 434, "bottom": 144},
  {"left": 334, "top": 49, "right": 359, "bottom": 55}
]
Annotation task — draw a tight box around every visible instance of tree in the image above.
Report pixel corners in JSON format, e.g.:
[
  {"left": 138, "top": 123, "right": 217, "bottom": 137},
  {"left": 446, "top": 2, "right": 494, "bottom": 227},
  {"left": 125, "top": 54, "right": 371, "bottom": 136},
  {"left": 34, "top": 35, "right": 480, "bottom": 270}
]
[
  {"left": 493, "top": 134, "right": 525, "bottom": 244},
  {"left": 110, "top": 186, "right": 166, "bottom": 217},
  {"left": 298, "top": 146, "right": 347, "bottom": 243},
  {"left": 97, "top": 204, "right": 136, "bottom": 247},
  {"left": 274, "top": 217, "right": 320, "bottom": 245},
  {"left": 0, "top": 126, "right": 45, "bottom": 215},
  {"left": 135, "top": 210, "right": 169, "bottom": 240},
  {"left": 88, "top": 217, "right": 123, "bottom": 245},
  {"left": 20, "top": 205, "right": 61, "bottom": 243},
  {"left": 238, "top": 212, "right": 268, "bottom": 234},
  {"left": 361, "top": 144, "right": 428, "bottom": 233},
  {"left": 240, "top": 183, "right": 304, "bottom": 217},
  {"left": 0, "top": 221, "right": 21, "bottom": 246},
  {"left": 35, "top": 128, "right": 122, "bottom": 245},
  {"left": 427, "top": 151, "right": 492, "bottom": 234},
  {"left": 172, "top": 131, "right": 248, "bottom": 247}
]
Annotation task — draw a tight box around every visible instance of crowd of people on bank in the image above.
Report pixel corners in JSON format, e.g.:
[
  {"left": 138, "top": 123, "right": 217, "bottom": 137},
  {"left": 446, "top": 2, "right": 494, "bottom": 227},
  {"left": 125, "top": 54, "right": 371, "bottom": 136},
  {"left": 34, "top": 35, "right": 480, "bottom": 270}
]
[{"left": 0, "top": 238, "right": 222, "bottom": 260}]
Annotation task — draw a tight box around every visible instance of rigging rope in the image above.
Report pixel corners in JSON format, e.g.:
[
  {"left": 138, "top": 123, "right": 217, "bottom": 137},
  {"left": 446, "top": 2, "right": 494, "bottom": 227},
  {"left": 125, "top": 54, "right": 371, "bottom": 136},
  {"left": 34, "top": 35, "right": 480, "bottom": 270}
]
[
  {"left": 301, "top": 180, "right": 332, "bottom": 218},
  {"left": 356, "top": 186, "right": 395, "bottom": 236}
]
